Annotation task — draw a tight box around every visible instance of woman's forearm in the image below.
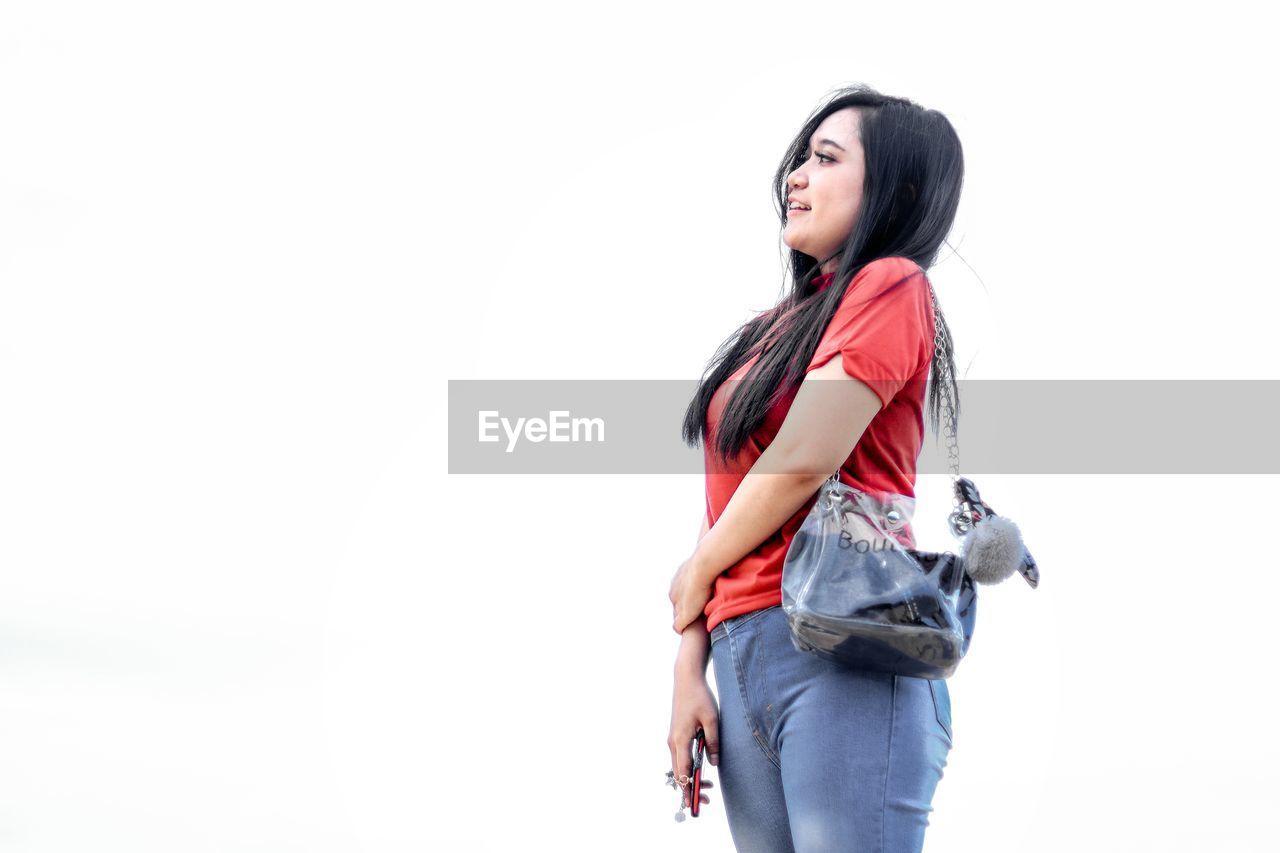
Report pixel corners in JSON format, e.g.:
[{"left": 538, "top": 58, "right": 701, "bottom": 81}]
[
  {"left": 690, "top": 469, "right": 828, "bottom": 587},
  {"left": 675, "top": 616, "right": 711, "bottom": 678},
  {"left": 673, "top": 513, "right": 715, "bottom": 679},
  {"left": 673, "top": 468, "right": 820, "bottom": 679}
]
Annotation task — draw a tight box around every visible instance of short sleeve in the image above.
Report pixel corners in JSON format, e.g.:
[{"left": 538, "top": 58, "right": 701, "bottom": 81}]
[{"left": 805, "top": 257, "right": 935, "bottom": 408}]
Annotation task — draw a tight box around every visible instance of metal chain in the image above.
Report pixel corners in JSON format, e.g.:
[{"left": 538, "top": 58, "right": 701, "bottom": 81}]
[
  {"left": 665, "top": 769, "right": 689, "bottom": 821},
  {"left": 928, "top": 283, "right": 961, "bottom": 500},
  {"left": 826, "top": 284, "right": 963, "bottom": 519}
]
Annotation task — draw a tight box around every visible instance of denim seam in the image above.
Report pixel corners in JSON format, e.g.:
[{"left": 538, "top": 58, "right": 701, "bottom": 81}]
[
  {"left": 724, "top": 604, "right": 776, "bottom": 639},
  {"left": 929, "top": 680, "right": 954, "bottom": 747},
  {"left": 727, "top": 623, "right": 783, "bottom": 771},
  {"left": 880, "top": 675, "right": 898, "bottom": 853},
  {"left": 710, "top": 605, "right": 769, "bottom": 650}
]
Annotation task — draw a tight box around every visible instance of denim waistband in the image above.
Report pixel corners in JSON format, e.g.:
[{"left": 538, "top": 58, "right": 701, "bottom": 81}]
[{"left": 709, "top": 604, "right": 780, "bottom": 646}]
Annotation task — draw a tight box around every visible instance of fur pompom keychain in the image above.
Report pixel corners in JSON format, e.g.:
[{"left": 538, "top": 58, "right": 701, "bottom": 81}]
[
  {"left": 949, "top": 477, "right": 1039, "bottom": 588},
  {"left": 926, "top": 283, "right": 1039, "bottom": 590}
]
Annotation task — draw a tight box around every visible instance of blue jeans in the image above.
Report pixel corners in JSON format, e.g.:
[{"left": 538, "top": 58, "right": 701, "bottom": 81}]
[{"left": 708, "top": 604, "right": 952, "bottom": 853}]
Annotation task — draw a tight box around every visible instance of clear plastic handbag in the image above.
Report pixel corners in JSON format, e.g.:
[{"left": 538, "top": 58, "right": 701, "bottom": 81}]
[
  {"left": 780, "top": 282, "right": 1038, "bottom": 679},
  {"left": 781, "top": 475, "right": 978, "bottom": 679}
]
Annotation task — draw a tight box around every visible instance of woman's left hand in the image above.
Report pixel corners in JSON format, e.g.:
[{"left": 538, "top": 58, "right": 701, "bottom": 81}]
[{"left": 669, "top": 555, "right": 712, "bottom": 634}]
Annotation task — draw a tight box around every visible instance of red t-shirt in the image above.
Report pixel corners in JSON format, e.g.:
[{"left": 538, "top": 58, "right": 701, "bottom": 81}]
[{"left": 702, "top": 256, "right": 937, "bottom": 633}]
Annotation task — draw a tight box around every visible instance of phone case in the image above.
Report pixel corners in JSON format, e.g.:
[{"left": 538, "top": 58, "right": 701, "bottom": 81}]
[{"left": 689, "top": 728, "right": 705, "bottom": 818}]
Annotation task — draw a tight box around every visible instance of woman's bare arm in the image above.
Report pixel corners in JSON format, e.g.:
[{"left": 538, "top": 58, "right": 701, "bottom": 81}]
[
  {"left": 684, "top": 357, "right": 884, "bottom": 592},
  {"left": 674, "top": 513, "right": 714, "bottom": 676},
  {"left": 674, "top": 615, "right": 712, "bottom": 677}
]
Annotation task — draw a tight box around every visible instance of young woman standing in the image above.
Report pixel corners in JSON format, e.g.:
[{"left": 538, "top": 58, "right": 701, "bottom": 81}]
[{"left": 667, "top": 85, "right": 964, "bottom": 853}]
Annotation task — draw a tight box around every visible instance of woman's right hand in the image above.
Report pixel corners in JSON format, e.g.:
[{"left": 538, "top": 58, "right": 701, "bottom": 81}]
[{"left": 668, "top": 670, "right": 720, "bottom": 807}]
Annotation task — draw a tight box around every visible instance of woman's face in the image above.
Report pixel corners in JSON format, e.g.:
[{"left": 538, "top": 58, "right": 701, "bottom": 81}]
[{"left": 783, "top": 107, "right": 866, "bottom": 275}]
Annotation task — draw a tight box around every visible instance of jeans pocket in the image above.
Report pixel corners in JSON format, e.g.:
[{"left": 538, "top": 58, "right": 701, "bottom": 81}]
[
  {"left": 928, "top": 679, "right": 954, "bottom": 746},
  {"left": 722, "top": 605, "right": 779, "bottom": 639}
]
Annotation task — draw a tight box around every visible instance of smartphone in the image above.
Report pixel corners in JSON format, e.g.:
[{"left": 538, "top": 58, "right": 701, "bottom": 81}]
[{"left": 689, "top": 728, "right": 706, "bottom": 818}]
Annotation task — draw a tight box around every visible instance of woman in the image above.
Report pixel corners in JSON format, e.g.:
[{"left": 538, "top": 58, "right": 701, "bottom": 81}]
[{"left": 666, "top": 85, "right": 964, "bottom": 853}]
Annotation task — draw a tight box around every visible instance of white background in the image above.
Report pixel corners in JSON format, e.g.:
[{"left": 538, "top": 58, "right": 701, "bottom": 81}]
[{"left": 2, "top": 1, "right": 1277, "bottom": 850}]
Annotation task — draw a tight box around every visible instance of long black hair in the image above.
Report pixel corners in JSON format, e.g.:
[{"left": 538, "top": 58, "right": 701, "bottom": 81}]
[{"left": 682, "top": 84, "right": 964, "bottom": 466}]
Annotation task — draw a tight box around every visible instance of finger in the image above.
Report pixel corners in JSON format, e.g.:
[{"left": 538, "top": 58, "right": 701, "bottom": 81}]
[
  {"left": 699, "top": 778, "right": 715, "bottom": 789},
  {"left": 668, "top": 734, "right": 690, "bottom": 786},
  {"left": 699, "top": 793, "right": 711, "bottom": 804},
  {"left": 701, "top": 716, "right": 721, "bottom": 767},
  {"left": 674, "top": 609, "right": 691, "bottom": 634}
]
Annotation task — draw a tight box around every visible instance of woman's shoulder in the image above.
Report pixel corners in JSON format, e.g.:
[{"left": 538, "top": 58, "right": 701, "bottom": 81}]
[
  {"left": 842, "top": 256, "right": 929, "bottom": 304},
  {"left": 856, "top": 255, "right": 926, "bottom": 284}
]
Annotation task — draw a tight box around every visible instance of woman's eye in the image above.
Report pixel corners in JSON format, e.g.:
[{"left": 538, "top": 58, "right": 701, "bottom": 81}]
[{"left": 815, "top": 152, "right": 834, "bottom": 164}]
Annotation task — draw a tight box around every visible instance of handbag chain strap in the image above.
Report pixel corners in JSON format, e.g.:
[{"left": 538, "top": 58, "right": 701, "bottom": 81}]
[
  {"left": 928, "top": 285, "right": 975, "bottom": 534},
  {"left": 826, "top": 282, "right": 969, "bottom": 528},
  {"left": 927, "top": 283, "right": 962, "bottom": 488}
]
